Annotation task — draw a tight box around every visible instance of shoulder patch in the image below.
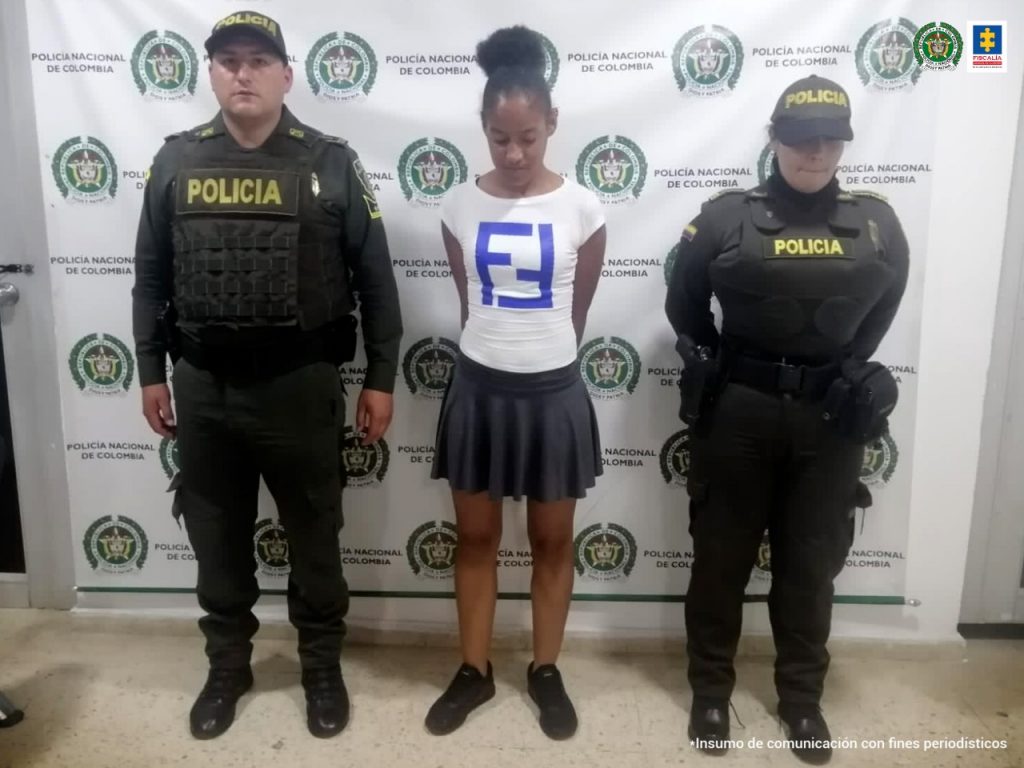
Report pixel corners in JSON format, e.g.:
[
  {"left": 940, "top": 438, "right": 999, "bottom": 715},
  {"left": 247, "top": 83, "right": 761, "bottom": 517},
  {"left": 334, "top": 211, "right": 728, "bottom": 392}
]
[
  {"left": 681, "top": 221, "right": 698, "bottom": 242},
  {"left": 850, "top": 189, "right": 890, "bottom": 205}
]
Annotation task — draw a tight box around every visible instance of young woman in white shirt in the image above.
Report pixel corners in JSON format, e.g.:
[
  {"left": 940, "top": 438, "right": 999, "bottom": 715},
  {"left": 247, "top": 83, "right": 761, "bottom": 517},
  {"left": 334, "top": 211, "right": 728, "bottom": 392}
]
[{"left": 425, "top": 25, "right": 606, "bottom": 741}]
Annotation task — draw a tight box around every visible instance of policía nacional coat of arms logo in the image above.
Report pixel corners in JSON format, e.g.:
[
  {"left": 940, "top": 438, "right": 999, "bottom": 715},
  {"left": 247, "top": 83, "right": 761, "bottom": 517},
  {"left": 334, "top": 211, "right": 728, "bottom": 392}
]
[
  {"left": 579, "top": 336, "right": 641, "bottom": 399},
  {"left": 131, "top": 30, "right": 198, "bottom": 100},
  {"left": 398, "top": 137, "right": 467, "bottom": 207},
  {"left": 69, "top": 333, "right": 134, "bottom": 394},
  {"left": 406, "top": 520, "right": 458, "bottom": 578},
  {"left": 83, "top": 515, "right": 148, "bottom": 574},
  {"left": 576, "top": 135, "right": 647, "bottom": 204},
  {"left": 861, "top": 430, "right": 899, "bottom": 486},
  {"left": 403, "top": 337, "right": 458, "bottom": 398},
  {"left": 913, "top": 21, "right": 964, "bottom": 71},
  {"left": 659, "top": 429, "right": 692, "bottom": 487},
  {"left": 52, "top": 136, "right": 118, "bottom": 203},
  {"left": 538, "top": 32, "right": 560, "bottom": 89},
  {"left": 574, "top": 523, "right": 637, "bottom": 581},
  {"left": 672, "top": 24, "right": 743, "bottom": 96},
  {"left": 856, "top": 18, "right": 922, "bottom": 90},
  {"left": 253, "top": 518, "right": 291, "bottom": 576},
  {"left": 306, "top": 31, "right": 378, "bottom": 101},
  {"left": 340, "top": 425, "right": 390, "bottom": 487}
]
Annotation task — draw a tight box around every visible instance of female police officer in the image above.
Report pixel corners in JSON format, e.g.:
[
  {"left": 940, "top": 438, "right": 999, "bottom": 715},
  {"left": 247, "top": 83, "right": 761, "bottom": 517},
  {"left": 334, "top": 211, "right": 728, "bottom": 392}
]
[{"left": 665, "top": 75, "right": 909, "bottom": 764}]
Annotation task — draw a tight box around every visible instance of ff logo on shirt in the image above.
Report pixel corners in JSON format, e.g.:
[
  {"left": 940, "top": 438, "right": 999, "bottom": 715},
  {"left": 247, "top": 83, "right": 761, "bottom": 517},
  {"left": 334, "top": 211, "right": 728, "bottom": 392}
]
[{"left": 475, "top": 221, "right": 555, "bottom": 309}]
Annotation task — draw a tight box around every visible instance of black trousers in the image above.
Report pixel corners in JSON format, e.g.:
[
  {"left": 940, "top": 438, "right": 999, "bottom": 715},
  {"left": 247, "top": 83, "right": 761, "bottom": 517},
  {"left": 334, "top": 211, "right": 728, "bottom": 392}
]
[
  {"left": 173, "top": 358, "right": 348, "bottom": 671},
  {"left": 685, "top": 382, "right": 862, "bottom": 705}
]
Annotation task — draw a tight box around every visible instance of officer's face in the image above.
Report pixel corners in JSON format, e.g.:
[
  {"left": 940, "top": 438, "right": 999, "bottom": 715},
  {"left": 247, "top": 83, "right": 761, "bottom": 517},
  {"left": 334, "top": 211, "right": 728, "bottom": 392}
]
[
  {"left": 209, "top": 39, "right": 293, "bottom": 122},
  {"left": 772, "top": 136, "right": 845, "bottom": 193},
  {"left": 482, "top": 92, "right": 557, "bottom": 191}
]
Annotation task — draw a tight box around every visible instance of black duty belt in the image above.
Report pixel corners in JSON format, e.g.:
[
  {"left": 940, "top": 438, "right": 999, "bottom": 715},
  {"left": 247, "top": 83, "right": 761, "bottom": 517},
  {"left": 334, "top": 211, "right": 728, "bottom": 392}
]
[
  {"left": 181, "top": 330, "right": 332, "bottom": 379},
  {"left": 726, "top": 354, "right": 840, "bottom": 399}
]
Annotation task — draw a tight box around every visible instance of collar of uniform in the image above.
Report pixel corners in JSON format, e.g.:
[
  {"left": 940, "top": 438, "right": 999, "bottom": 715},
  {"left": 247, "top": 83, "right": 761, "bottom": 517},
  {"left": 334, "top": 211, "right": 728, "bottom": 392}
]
[
  {"left": 746, "top": 186, "right": 786, "bottom": 232},
  {"left": 828, "top": 191, "right": 862, "bottom": 234},
  {"left": 273, "top": 106, "right": 315, "bottom": 146}
]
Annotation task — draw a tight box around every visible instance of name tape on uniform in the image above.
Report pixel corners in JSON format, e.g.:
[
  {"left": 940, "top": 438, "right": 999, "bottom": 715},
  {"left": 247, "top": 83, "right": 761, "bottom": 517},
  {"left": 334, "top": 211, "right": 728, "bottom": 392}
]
[
  {"left": 176, "top": 169, "right": 299, "bottom": 216},
  {"left": 763, "top": 237, "right": 855, "bottom": 259}
]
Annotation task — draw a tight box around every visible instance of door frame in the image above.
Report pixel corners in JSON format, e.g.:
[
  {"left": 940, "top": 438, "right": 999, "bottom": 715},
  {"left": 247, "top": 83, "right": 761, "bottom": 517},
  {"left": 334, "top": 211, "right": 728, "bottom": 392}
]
[
  {"left": 0, "top": 0, "right": 74, "bottom": 609},
  {"left": 962, "top": 73, "right": 1024, "bottom": 626}
]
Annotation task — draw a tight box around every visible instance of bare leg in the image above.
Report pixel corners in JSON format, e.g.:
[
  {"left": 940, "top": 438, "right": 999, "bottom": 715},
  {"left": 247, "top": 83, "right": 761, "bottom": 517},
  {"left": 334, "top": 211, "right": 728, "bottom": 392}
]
[
  {"left": 453, "top": 489, "right": 503, "bottom": 674},
  {"left": 527, "top": 498, "right": 577, "bottom": 665}
]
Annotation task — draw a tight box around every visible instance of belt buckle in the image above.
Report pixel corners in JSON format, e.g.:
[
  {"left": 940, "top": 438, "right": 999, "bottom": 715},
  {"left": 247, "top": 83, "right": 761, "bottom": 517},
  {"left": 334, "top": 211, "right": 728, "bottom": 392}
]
[{"left": 776, "top": 363, "right": 804, "bottom": 393}]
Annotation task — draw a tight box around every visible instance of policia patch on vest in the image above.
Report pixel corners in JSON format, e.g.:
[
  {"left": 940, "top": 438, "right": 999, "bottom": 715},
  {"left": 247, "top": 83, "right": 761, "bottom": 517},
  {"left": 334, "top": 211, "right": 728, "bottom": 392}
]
[
  {"left": 175, "top": 169, "right": 300, "bottom": 216},
  {"left": 764, "top": 237, "right": 855, "bottom": 259}
]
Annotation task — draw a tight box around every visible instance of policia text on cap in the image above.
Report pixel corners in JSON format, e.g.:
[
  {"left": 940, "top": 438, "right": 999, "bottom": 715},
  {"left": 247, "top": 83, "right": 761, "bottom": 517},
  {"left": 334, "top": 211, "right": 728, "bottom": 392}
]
[
  {"left": 131, "top": 10, "right": 402, "bottom": 741},
  {"left": 665, "top": 75, "right": 908, "bottom": 765}
]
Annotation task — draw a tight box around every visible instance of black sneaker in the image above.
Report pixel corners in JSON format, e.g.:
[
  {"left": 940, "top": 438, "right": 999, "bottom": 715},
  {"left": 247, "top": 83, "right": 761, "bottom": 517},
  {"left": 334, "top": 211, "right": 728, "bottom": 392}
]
[
  {"left": 779, "top": 703, "right": 833, "bottom": 765},
  {"left": 527, "top": 662, "right": 578, "bottom": 740},
  {"left": 424, "top": 662, "right": 495, "bottom": 735}
]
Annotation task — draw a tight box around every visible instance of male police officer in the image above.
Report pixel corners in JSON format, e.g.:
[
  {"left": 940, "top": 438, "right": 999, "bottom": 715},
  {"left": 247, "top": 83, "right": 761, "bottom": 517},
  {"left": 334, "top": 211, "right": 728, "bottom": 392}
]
[
  {"left": 132, "top": 11, "right": 402, "bottom": 740},
  {"left": 667, "top": 76, "right": 908, "bottom": 763}
]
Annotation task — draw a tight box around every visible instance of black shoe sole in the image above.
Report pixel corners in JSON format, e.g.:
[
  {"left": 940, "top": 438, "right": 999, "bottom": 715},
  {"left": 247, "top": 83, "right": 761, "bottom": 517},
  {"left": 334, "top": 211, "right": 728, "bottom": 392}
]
[
  {"left": 527, "top": 686, "right": 578, "bottom": 740},
  {"left": 0, "top": 710, "right": 24, "bottom": 729},
  {"left": 424, "top": 684, "right": 496, "bottom": 736},
  {"left": 688, "top": 723, "right": 729, "bottom": 756}
]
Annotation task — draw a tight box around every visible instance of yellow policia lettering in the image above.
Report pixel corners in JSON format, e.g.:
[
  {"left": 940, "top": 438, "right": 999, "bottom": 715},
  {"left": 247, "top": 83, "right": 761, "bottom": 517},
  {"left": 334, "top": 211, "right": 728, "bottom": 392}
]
[
  {"left": 784, "top": 89, "right": 849, "bottom": 109},
  {"left": 773, "top": 238, "right": 845, "bottom": 256},
  {"left": 214, "top": 13, "right": 278, "bottom": 36},
  {"left": 186, "top": 177, "right": 283, "bottom": 205}
]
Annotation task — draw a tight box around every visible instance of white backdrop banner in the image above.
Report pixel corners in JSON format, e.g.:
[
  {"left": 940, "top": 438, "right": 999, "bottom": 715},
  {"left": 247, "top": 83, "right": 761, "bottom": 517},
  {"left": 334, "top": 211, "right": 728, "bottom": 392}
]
[{"left": 25, "top": 0, "right": 963, "bottom": 615}]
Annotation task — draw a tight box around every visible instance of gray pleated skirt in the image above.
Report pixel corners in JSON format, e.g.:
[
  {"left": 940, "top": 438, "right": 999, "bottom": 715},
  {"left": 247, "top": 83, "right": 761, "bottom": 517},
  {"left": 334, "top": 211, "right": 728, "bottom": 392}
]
[{"left": 431, "top": 353, "right": 602, "bottom": 502}]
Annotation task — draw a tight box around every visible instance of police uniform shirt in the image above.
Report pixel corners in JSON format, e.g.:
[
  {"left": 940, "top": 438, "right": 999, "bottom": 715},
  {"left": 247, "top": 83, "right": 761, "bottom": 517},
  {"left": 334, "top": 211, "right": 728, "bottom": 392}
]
[
  {"left": 132, "top": 106, "right": 402, "bottom": 392},
  {"left": 442, "top": 179, "right": 605, "bottom": 373},
  {"left": 665, "top": 172, "right": 910, "bottom": 362}
]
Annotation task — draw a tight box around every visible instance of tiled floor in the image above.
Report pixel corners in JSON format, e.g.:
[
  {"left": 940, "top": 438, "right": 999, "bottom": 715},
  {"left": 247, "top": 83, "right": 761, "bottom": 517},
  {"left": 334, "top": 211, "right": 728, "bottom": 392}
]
[{"left": 0, "top": 609, "right": 1020, "bottom": 767}]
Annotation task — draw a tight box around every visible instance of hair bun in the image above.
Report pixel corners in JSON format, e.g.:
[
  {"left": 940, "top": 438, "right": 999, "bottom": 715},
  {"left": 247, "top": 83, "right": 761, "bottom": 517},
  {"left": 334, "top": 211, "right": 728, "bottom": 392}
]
[{"left": 476, "top": 26, "right": 545, "bottom": 78}]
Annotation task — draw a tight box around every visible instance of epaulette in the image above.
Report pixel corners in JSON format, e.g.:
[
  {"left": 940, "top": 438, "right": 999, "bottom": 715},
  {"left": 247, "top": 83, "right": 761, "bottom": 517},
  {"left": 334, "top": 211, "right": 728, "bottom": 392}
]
[
  {"left": 707, "top": 188, "right": 746, "bottom": 203},
  {"left": 163, "top": 130, "right": 185, "bottom": 143}
]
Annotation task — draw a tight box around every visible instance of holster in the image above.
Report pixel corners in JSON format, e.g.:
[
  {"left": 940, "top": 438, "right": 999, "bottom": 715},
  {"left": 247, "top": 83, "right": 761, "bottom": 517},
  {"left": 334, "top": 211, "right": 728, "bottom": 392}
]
[
  {"left": 677, "top": 342, "right": 719, "bottom": 428},
  {"left": 157, "top": 301, "right": 181, "bottom": 364},
  {"left": 822, "top": 359, "right": 899, "bottom": 442}
]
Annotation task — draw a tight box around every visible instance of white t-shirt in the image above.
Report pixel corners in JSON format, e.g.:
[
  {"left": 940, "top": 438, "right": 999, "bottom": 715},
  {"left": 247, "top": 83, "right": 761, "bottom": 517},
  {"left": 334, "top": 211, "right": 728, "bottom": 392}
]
[{"left": 441, "top": 179, "right": 605, "bottom": 373}]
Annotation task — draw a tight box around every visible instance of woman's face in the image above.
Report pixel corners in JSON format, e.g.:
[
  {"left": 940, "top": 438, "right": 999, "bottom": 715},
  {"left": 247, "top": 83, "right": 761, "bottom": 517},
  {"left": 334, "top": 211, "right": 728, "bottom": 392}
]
[
  {"left": 771, "top": 135, "right": 845, "bottom": 193},
  {"left": 482, "top": 91, "right": 557, "bottom": 190}
]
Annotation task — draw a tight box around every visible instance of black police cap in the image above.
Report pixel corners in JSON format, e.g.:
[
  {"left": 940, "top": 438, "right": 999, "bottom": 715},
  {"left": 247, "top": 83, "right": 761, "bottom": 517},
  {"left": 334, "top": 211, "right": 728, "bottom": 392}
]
[
  {"left": 205, "top": 10, "right": 287, "bottom": 62},
  {"left": 771, "top": 75, "right": 853, "bottom": 145}
]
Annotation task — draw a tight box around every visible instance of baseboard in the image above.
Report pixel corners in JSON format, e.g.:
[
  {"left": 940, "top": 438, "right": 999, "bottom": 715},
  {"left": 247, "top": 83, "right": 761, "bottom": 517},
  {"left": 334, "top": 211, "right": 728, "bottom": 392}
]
[{"left": 958, "top": 622, "right": 1024, "bottom": 639}]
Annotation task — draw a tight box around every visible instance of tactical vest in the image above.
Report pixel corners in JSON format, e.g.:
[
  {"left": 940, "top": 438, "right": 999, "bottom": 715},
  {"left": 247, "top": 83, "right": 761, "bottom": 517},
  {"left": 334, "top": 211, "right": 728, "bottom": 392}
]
[
  {"left": 709, "top": 189, "right": 897, "bottom": 360},
  {"left": 170, "top": 130, "right": 354, "bottom": 330}
]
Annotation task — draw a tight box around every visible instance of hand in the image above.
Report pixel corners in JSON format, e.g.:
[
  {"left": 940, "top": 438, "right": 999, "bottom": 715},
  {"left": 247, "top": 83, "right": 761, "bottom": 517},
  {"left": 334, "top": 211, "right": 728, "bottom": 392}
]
[
  {"left": 356, "top": 389, "right": 393, "bottom": 445},
  {"left": 142, "top": 383, "right": 176, "bottom": 438}
]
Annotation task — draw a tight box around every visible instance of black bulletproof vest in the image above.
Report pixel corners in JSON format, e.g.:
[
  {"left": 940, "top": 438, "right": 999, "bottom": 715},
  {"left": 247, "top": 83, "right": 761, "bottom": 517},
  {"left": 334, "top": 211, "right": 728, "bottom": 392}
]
[
  {"left": 709, "top": 190, "right": 897, "bottom": 360},
  {"left": 171, "top": 132, "right": 353, "bottom": 331}
]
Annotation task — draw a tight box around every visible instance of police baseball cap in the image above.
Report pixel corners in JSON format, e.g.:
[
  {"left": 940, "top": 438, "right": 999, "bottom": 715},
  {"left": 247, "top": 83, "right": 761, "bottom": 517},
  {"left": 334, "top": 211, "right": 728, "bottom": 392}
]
[
  {"left": 205, "top": 11, "right": 287, "bottom": 62},
  {"left": 770, "top": 75, "right": 853, "bottom": 145}
]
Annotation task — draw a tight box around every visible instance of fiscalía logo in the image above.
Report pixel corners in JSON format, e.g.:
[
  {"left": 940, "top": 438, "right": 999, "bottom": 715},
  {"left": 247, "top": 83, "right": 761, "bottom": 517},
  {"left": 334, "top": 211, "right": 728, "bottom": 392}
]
[
  {"left": 538, "top": 32, "right": 560, "bottom": 89},
  {"left": 69, "top": 333, "right": 134, "bottom": 394},
  {"left": 403, "top": 337, "right": 458, "bottom": 398},
  {"left": 664, "top": 243, "right": 679, "bottom": 286},
  {"left": 407, "top": 520, "right": 458, "bottom": 578},
  {"left": 83, "top": 515, "right": 148, "bottom": 574},
  {"left": 862, "top": 430, "right": 899, "bottom": 486},
  {"left": 398, "top": 137, "right": 467, "bottom": 207},
  {"left": 131, "top": 30, "right": 198, "bottom": 100},
  {"left": 576, "top": 135, "right": 647, "bottom": 204},
  {"left": 574, "top": 523, "right": 637, "bottom": 581},
  {"left": 660, "top": 429, "right": 691, "bottom": 486},
  {"left": 159, "top": 436, "right": 180, "bottom": 479},
  {"left": 306, "top": 31, "right": 377, "bottom": 101},
  {"left": 970, "top": 23, "right": 1006, "bottom": 73},
  {"left": 914, "top": 22, "right": 963, "bottom": 70},
  {"left": 856, "top": 18, "right": 922, "bottom": 90},
  {"left": 757, "top": 143, "right": 776, "bottom": 184},
  {"left": 52, "top": 136, "right": 118, "bottom": 202},
  {"left": 672, "top": 24, "right": 743, "bottom": 96},
  {"left": 579, "top": 336, "right": 641, "bottom": 399},
  {"left": 340, "top": 425, "right": 390, "bottom": 487},
  {"left": 253, "top": 518, "right": 290, "bottom": 576}
]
